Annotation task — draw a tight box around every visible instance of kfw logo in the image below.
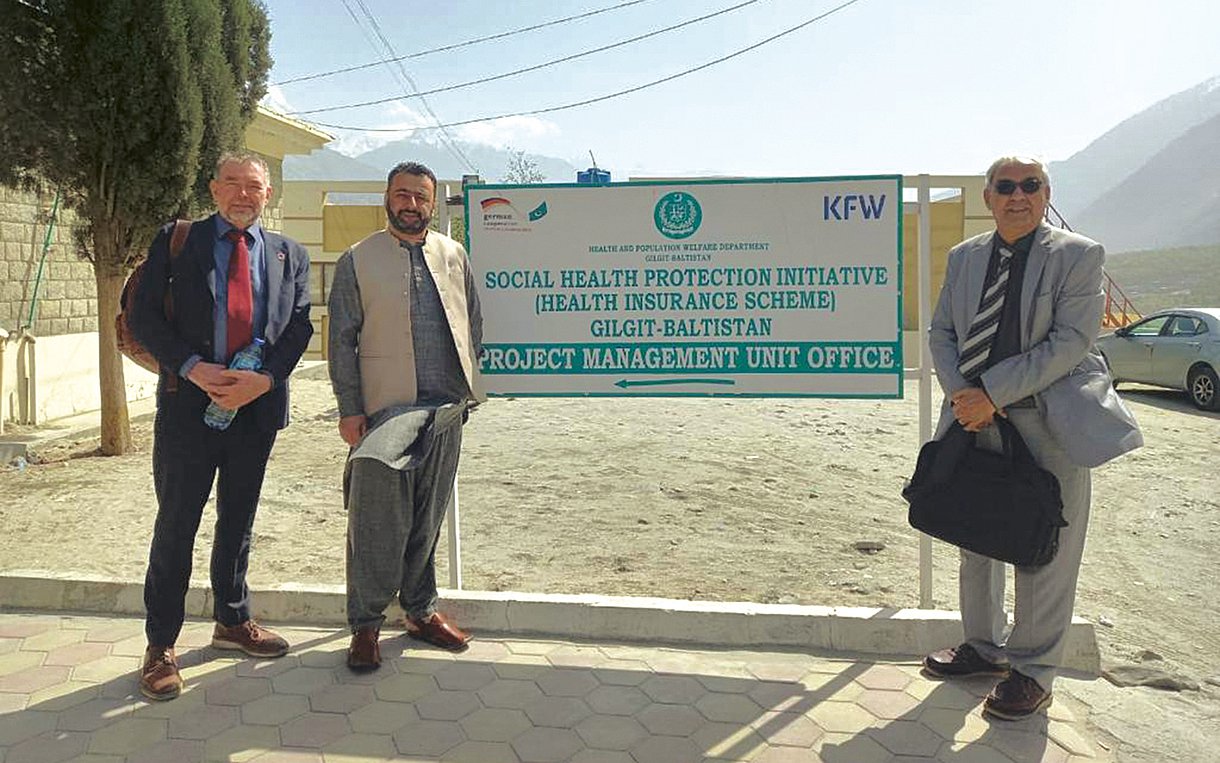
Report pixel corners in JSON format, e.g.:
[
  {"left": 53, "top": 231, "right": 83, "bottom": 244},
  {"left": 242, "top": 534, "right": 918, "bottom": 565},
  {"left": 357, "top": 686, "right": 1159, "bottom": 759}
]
[{"left": 823, "top": 193, "right": 886, "bottom": 221}]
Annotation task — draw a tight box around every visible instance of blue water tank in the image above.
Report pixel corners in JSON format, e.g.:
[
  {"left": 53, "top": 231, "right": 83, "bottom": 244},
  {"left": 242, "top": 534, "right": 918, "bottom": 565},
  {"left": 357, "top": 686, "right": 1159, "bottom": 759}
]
[{"left": 577, "top": 167, "right": 611, "bottom": 185}]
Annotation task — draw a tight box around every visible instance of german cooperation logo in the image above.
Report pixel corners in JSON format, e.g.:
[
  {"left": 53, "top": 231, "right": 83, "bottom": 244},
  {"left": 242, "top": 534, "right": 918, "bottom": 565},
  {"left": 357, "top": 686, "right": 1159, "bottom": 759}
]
[
  {"left": 480, "top": 197, "right": 547, "bottom": 231},
  {"left": 653, "top": 191, "right": 702, "bottom": 239}
]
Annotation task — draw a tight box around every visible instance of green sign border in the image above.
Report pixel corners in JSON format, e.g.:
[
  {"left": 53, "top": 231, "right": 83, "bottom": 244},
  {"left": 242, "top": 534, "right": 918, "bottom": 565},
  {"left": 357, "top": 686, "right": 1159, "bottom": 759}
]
[{"left": 464, "top": 174, "right": 905, "bottom": 400}]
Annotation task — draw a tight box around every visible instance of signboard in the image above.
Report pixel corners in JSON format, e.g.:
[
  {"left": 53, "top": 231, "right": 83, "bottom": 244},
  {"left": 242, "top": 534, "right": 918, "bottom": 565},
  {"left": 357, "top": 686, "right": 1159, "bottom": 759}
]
[{"left": 465, "top": 176, "right": 902, "bottom": 397}]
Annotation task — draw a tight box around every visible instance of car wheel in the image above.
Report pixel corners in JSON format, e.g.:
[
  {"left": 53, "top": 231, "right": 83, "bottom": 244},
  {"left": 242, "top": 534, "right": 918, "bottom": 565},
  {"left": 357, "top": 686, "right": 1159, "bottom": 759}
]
[{"left": 1187, "top": 365, "right": 1219, "bottom": 411}]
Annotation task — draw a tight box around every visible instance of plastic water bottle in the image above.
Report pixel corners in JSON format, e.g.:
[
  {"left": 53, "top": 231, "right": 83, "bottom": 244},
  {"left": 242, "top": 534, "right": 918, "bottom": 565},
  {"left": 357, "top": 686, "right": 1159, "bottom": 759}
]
[{"left": 203, "top": 338, "right": 265, "bottom": 431}]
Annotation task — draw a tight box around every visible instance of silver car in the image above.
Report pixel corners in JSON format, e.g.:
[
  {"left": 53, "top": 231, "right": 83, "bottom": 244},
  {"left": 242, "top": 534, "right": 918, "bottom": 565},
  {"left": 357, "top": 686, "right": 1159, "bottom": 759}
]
[{"left": 1096, "top": 308, "right": 1220, "bottom": 411}]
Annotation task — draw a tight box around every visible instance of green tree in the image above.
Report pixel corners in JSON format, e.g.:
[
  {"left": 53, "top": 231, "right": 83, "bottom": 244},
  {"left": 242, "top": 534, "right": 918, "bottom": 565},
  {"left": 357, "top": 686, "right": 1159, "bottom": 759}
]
[
  {"left": 0, "top": 0, "right": 271, "bottom": 455},
  {"left": 502, "top": 147, "right": 545, "bottom": 184}
]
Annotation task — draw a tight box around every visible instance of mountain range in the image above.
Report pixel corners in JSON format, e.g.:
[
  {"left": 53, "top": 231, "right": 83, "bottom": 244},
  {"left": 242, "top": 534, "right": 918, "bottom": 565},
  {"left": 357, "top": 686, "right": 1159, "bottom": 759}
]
[
  {"left": 283, "top": 137, "right": 578, "bottom": 186},
  {"left": 1051, "top": 76, "right": 1220, "bottom": 252},
  {"left": 1071, "top": 111, "right": 1220, "bottom": 253},
  {"left": 285, "top": 76, "right": 1220, "bottom": 253}
]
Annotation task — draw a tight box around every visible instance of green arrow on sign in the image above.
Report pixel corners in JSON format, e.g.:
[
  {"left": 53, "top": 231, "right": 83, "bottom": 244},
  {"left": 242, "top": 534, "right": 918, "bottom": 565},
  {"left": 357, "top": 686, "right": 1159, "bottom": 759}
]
[{"left": 614, "top": 378, "right": 736, "bottom": 389}]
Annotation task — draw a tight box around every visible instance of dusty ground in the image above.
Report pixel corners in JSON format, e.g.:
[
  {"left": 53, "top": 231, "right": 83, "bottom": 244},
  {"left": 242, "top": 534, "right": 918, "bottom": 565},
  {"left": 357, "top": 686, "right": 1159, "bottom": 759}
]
[{"left": 1, "top": 371, "right": 1217, "bottom": 760}]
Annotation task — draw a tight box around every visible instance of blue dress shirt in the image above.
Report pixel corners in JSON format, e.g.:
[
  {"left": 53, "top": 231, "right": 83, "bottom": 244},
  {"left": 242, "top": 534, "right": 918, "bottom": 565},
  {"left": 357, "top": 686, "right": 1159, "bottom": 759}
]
[{"left": 179, "top": 215, "right": 268, "bottom": 377}]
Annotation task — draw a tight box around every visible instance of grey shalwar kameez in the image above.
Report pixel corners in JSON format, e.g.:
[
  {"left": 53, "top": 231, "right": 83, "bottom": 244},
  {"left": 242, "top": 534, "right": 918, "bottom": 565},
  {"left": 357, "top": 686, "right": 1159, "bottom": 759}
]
[
  {"left": 343, "top": 402, "right": 466, "bottom": 628},
  {"left": 328, "top": 233, "right": 483, "bottom": 629}
]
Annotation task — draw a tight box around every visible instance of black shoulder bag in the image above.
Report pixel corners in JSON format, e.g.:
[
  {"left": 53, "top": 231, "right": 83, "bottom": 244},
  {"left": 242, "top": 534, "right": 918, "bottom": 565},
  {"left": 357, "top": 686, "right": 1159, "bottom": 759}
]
[{"left": 902, "top": 417, "right": 1067, "bottom": 567}]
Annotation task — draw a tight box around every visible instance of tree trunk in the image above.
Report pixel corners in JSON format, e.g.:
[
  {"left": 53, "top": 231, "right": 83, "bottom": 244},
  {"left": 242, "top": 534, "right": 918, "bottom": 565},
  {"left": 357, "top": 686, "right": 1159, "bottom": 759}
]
[{"left": 94, "top": 263, "right": 131, "bottom": 455}]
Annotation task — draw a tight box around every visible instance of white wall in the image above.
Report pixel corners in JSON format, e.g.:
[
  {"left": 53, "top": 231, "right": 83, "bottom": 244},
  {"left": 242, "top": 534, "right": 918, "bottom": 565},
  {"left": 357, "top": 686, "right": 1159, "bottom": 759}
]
[{"left": 4, "top": 331, "right": 157, "bottom": 424}]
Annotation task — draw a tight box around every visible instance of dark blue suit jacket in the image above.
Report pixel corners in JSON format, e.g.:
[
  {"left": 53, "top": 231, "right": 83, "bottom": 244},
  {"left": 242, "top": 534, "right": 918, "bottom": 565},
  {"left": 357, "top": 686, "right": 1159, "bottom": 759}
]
[{"left": 130, "top": 213, "right": 313, "bottom": 432}]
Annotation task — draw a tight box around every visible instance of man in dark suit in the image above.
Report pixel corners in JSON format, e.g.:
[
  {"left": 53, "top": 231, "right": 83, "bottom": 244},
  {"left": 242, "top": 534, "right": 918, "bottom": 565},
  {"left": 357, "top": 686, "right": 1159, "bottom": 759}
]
[
  {"left": 923, "top": 156, "right": 1141, "bottom": 720},
  {"left": 130, "top": 152, "right": 313, "bottom": 700}
]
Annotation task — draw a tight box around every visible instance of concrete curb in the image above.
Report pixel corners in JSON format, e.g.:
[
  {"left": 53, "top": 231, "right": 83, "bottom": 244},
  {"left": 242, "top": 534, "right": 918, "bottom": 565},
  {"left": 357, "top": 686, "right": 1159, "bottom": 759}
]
[
  {"left": 0, "top": 571, "right": 1100, "bottom": 673},
  {"left": 0, "top": 403, "right": 157, "bottom": 461}
]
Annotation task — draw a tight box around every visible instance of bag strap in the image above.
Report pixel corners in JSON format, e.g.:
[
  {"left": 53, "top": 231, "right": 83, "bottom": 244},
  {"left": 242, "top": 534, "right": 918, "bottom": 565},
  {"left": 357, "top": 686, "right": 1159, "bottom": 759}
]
[
  {"left": 162, "top": 219, "right": 190, "bottom": 319},
  {"left": 925, "top": 423, "right": 972, "bottom": 485},
  {"left": 994, "top": 416, "right": 1038, "bottom": 464},
  {"left": 920, "top": 419, "right": 1041, "bottom": 494},
  {"left": 160, "top": 219, "right": 191, "bottom": 393},
  {"left": 168, "top": 219, "right": 191, "bottom": 260}
]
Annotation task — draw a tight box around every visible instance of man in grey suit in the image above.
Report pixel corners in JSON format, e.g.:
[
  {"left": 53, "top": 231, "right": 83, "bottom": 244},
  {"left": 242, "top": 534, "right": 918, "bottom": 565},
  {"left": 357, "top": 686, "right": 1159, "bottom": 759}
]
[{"left": 923, "top": 156, "right": 1142, "bottom": 720}]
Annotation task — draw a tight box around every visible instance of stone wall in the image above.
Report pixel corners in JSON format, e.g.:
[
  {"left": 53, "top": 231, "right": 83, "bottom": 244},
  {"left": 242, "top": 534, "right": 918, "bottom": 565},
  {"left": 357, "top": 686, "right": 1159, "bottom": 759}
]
[
  {"left": 0, "top": 151, "right": 286, "bottom": 339},
  {"left": 0, "top": 185, "right": 96, "bottom": 338}
]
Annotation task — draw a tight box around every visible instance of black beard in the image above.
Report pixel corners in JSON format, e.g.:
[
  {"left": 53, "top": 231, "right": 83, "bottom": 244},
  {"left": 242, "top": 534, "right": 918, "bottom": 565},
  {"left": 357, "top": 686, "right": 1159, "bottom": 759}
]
[{"left": 386, "top": 202, "right": 430, "bottom": 235}]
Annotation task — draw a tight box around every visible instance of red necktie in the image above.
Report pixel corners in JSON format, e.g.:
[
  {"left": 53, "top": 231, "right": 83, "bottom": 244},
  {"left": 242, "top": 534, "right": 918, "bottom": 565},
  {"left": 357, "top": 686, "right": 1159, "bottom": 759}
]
[{"left": 225, "top": 229, "right": 254, "bottom": 361}]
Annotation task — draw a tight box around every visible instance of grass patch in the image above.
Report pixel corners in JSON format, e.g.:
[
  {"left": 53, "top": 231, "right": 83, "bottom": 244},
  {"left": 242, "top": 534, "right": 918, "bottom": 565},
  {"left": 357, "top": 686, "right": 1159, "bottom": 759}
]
[{"left": 1103, "top": 244, "right": 1220, "bottom": 315}]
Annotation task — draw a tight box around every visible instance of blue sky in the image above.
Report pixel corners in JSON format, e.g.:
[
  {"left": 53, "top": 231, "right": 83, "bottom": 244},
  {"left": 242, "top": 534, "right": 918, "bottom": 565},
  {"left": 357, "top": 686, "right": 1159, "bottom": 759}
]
[{"left": 263, "top": 0, "right": 1220, "bottom": 180}]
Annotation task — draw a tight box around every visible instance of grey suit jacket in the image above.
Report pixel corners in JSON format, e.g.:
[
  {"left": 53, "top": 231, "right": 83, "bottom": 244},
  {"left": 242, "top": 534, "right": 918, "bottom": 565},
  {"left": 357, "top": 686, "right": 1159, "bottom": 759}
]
[{"left": 928, "top": 222, "right": 1142, "bottom": 467}]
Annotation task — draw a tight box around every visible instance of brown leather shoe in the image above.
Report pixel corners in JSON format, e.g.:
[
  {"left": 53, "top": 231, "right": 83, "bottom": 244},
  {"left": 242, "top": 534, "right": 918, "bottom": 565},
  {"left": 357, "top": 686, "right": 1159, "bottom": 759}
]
[
  {"left": 406, "top": 612, "right": 471, "bottom": 652},
  {"left": 347, "top": 626, "right": 381, "bottom": 672},
  {"left": 140, "top": 645, "right": 183, "bottom": 701},
  {"left": 211, "top": 620, "right": 289, "bottom": 658},
  {"left": 923, "top": 643, "right": 1009, "bottom": 679},
  {"left": 984, "top": 669, "right": 1052, "bottom": 720}
]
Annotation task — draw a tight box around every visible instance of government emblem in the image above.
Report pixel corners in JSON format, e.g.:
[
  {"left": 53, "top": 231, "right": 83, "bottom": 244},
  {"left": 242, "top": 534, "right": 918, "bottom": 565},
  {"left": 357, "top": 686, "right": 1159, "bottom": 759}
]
[{"left": 653, "top": 191, "right": 702, "bottom": 240}]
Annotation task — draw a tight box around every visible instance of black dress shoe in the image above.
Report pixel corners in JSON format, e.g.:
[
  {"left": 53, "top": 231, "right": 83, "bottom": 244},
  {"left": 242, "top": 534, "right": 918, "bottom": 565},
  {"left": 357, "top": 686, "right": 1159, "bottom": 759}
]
[
  {"left": 923, "top": 643, "right": 1009, "bottom": 678},
  {"left": 984, "top": 670, "right": 1052, "bottom": 720},
  {"left": 347, "top": 626, "right": 381, "bottom": 672}
]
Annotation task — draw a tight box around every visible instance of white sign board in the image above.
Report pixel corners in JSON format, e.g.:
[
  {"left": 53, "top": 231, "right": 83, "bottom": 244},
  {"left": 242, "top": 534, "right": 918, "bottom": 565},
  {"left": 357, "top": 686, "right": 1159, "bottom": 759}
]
[{"left": 465, "top": 176, "right": 903, "bottom": 397}]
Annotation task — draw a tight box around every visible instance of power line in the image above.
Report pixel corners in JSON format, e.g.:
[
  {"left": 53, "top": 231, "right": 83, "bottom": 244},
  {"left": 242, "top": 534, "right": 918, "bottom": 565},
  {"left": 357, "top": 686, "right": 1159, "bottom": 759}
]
[
  {"left": 310, "top": 0, "right": 866, "bottom": 134},
  {"left": 344, "top": 0, "right": 475, "bottom": 169},
  {"left": 272, "top": 0, "right": 655, "bottom": 87},
  {"left": 290, "top": 0, "right": 763, "bottom": 117},
  {"left": 339, "top": 0, "right": 475, "bottom": 172}
]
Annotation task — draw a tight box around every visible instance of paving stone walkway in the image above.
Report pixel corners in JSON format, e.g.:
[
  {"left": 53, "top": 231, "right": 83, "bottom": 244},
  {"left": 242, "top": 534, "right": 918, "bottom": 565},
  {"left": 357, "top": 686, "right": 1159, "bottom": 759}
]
[{"left": 0, "top": 611, "right": 1112, "bottom": 762}]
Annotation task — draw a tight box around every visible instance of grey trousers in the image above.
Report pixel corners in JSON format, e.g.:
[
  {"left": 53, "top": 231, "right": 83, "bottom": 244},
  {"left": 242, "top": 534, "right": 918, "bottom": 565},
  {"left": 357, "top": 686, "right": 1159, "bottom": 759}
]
[
  {"left": 959, "top": 407, "right": 1092, "bottom": 691},
  {"left": 345, "top": 423, "right": 463, "bottom": 631}
]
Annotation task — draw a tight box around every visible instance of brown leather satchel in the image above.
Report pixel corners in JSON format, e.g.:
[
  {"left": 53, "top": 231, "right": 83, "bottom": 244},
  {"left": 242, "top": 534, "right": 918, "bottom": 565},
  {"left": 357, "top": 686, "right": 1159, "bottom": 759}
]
[{"left": 116, "top": 219, "right": 191, "bottom": 376}]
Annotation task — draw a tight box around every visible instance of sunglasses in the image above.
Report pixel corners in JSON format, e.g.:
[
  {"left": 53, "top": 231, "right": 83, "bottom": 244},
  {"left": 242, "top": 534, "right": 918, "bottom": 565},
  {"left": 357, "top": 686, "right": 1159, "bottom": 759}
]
[{"left": 993, "top": 177, "right": 1044, "bottom": 195}]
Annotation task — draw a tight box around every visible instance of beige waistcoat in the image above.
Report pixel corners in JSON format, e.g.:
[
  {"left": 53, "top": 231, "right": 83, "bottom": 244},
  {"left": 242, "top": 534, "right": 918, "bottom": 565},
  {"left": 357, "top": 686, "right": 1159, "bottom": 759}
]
[{"left": 349, "top": 229, "right": 486, "bottom": 415}]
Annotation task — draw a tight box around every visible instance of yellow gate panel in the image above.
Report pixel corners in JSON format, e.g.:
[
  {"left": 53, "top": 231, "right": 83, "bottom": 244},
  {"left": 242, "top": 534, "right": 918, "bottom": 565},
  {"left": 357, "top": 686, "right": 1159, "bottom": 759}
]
[{"left": 322, "top": 205, "right": 383, "bottom": 253}]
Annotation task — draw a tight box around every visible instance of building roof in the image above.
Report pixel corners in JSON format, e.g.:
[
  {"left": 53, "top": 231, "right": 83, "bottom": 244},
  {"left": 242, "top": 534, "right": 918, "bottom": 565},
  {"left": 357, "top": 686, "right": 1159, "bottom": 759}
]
[{"left": 245, "top": 106, "right": 332, "bottom": 159}]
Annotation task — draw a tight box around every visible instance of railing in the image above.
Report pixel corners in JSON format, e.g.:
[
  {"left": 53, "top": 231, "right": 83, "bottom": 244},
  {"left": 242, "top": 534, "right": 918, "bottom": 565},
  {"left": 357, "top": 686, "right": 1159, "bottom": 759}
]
[
  {"left": 1102, "top": 272, "right": 1141, "bottom": 328},
  {"left": 1046, "top": 203, "right": 1141, "bottom": 329},
  {"left": 1045, "top": 201, "right": 1073, "bottom": 232}
]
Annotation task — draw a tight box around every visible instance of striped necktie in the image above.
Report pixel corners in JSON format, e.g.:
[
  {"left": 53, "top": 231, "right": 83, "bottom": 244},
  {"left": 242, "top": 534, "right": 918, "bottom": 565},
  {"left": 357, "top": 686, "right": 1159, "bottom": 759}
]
[{"left": 957, "top": 247, "right": 1013, "bottom": 381}]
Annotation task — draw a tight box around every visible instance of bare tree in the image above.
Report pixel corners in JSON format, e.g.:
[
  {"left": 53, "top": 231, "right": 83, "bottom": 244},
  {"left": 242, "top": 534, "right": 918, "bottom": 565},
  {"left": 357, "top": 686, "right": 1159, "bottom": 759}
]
[{"left": 502, "top": 148, "right": 545, "bottom": 184}]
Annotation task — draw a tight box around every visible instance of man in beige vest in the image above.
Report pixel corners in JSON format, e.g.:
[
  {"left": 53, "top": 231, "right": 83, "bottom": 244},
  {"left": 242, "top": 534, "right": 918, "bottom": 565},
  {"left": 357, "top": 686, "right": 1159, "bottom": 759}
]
[{"left": 327, "top": 161, "right": 486, "bottom": 671}]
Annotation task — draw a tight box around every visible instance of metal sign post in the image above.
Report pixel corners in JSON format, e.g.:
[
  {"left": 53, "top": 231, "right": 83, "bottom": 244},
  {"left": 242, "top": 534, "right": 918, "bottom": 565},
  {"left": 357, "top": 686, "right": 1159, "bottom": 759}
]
[{"left": 917, "top": 174, "right": 934, "bottom": 608}]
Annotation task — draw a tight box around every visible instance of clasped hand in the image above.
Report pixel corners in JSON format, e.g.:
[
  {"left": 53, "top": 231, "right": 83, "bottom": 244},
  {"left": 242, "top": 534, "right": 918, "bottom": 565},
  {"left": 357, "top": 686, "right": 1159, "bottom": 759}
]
[
  {"left": 188, "top": 361, "right": 271, "bottom": 410},
  {"left": 950, "top": 387, "right": 1005, "bottom": 432}
]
